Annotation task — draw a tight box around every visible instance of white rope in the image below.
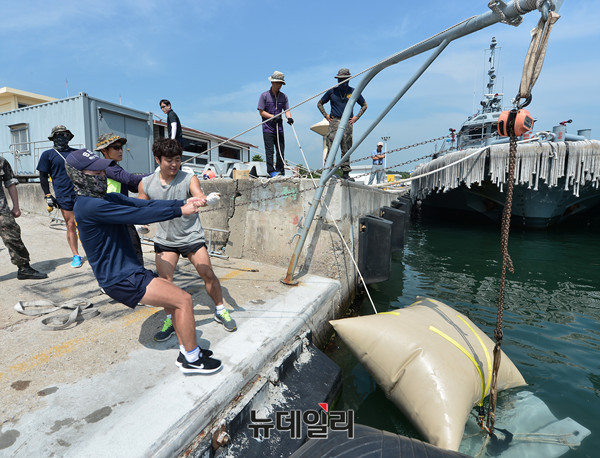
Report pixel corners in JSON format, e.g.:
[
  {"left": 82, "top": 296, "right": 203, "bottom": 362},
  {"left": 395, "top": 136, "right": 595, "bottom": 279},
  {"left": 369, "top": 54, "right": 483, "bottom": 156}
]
[
  {"left": 290, "top": 124, "right": 378, "bottom": 315},
  {"left": 179, "top": 16, "right": 479, "bottom": 167},
  {"left": 392, "top": 138, "right": 600, "bottom": 200}
]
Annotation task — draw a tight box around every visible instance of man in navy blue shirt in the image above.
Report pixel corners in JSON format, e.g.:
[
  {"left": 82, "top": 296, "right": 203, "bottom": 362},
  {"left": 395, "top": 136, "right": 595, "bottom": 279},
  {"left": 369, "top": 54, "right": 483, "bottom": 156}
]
[
  {"left": 257, "top": 71, "right": 294, "bottom": 177},
  {"left": 37, "top": 125, "right": 83, "bottom": 267},
  {"left": 65, "top": 149, "right": 221, "bottom": 375},
  {"left": 317, "top": 68, "right": 367, "bottom": 181}
]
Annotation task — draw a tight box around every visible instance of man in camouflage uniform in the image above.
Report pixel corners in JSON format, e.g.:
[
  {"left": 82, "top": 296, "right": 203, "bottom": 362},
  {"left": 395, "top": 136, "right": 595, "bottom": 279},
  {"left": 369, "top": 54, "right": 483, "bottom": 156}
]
[
  {"left": 0, "top": 157, "right": 48, "bottom": 280},
  {"left": 317, "top": 68, "right": 368, "bottom": 181}
]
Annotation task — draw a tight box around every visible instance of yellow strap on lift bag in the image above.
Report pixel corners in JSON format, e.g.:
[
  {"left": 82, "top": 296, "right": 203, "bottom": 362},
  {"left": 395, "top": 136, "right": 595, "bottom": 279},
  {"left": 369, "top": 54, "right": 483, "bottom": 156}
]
[{"left": 330, "top": 297, "right": 526, "bottom": 451}]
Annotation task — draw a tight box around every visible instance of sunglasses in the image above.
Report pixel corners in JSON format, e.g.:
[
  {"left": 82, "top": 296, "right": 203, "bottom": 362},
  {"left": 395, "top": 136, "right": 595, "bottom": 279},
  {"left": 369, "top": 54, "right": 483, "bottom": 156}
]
[
  {"left": 110, "top": 144, "right": 124, "bottom": 150},
  {"left": 160, "top": 105, "right": 168, "bottom": 109}
]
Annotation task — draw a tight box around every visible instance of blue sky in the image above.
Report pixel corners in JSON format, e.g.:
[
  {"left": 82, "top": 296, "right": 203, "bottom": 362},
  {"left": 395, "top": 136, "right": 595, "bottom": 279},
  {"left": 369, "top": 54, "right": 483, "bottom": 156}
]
[{"left": 2, "top": 0, "right": 598, "bottom": 171}]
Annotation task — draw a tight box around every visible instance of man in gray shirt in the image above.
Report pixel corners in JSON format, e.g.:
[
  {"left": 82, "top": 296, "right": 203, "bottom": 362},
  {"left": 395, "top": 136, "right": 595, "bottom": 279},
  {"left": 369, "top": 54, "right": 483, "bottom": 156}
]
[{"left": 139, "top": 138, "right": 237, "bottom": 342}]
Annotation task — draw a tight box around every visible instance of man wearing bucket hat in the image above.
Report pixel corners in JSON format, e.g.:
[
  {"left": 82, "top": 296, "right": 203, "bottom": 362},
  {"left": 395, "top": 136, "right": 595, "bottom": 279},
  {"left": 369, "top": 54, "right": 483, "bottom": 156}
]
[
  {"left": 317, "top": 68, "right": 368, "bottom": 181},
  {"left": 96, "top": 133, "right": 149, "bottom": 265},
  {"left": 257, "top": 71, "right": 294, "bottom": 178},
  {"left": 37, "top": 125, "right": 83, "bottom": 267},
  {"left": 368, "top": 141, "right": 386, "bottom": 185},
  {"left": 65, "top": 148, "right": 222, "bottom": 374}
]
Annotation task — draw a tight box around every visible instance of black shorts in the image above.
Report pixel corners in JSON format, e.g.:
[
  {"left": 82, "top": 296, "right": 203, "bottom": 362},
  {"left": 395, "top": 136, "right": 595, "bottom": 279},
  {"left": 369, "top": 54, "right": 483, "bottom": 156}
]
[
  {"left": 103, "top": 269, "right": 157, "bottom": 308},
  {"left": 154, "top": 241, "right": 206, "bottom": 257},
  {"left": 56, "top": 194, "right": 77, "bottom": 211}
]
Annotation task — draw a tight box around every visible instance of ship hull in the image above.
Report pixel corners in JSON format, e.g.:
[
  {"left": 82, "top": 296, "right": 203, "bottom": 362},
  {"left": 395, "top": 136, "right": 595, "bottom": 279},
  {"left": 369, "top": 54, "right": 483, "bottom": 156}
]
[
  {"left": 412, "top": 140, "right": 600, "bottom": 228},
  {"left": 420, "top": 179, "right": 600, "bottom": 228}
]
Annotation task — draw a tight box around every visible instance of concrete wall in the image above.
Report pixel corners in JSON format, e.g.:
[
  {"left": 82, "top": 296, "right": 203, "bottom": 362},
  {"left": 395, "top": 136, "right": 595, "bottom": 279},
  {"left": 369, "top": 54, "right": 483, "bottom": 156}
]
[
  {"left": 175, "top": 177, "right": 397, "bottom": 344},
  {"left": 15, "top": 178, "right": 399, "bottom": 344}
]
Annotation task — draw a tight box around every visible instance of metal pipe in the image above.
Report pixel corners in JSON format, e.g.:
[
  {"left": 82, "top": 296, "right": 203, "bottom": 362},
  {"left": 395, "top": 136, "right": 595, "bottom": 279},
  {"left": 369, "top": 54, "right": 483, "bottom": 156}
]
[
  {"left": 282, "top": 0, "right": 556, "bottom": 285},
  {"left": 350, "top": 39, "right": 450, "bottom": 161}
]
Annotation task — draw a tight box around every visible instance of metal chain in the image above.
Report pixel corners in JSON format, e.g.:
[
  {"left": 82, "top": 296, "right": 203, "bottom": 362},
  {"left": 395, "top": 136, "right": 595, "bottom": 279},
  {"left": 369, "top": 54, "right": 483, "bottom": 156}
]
[
  {"left": 346, "top": 151, "right": 441, "bottom": 181},
  {"left": 486, "top": 130, "right": 517, "bottom": 432},
  {"left": 347, "top": 135, "right": 448, "bottom": 165},
  {"left": 198, "top": 135, "right": 447, "bottom": 214}
]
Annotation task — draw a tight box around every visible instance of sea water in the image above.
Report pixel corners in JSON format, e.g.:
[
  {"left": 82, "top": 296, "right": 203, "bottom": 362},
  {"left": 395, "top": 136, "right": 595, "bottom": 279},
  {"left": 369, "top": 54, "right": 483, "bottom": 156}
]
[{"left": 327, "top": 212, "right": 600, "bottom": 457}]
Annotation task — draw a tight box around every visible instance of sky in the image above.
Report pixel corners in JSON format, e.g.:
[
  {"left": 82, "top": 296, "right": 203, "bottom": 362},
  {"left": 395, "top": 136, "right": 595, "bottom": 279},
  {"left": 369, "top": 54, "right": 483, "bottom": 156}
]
[{"left": 2, "top": 0, "right": 599, "bottom": 172}]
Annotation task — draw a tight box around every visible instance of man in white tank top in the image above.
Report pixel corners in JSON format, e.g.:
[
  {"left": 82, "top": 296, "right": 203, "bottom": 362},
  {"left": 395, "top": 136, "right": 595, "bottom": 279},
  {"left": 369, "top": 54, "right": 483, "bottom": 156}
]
[{"left": 139, "top": 138, "right": 237, "bottom": 343}]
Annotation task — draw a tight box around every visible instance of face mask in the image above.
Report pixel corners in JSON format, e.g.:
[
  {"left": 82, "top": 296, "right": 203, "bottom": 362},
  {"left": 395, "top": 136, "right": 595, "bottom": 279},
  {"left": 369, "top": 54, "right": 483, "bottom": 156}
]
[
  {"left": 337, "top": 80, "right": 349, "bottom": 90},
  {"left": 53, "top": 134, "right": 71, "bottom": 151},
  {"left": 65, "top": 164, "right": 107, "bottom": 199}
]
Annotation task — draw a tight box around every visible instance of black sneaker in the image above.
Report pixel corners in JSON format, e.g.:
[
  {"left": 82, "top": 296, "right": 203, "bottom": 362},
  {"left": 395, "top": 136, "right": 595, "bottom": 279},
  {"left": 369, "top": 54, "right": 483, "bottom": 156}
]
[
  {"left": 17, "top": 265, "right": 48, "bottom": 280},
  {"left": 180, "top": 353, "right": 222, "bottom": 374},
  {"left": 175, "top": 349, "right": 214, "bottom": 367}
]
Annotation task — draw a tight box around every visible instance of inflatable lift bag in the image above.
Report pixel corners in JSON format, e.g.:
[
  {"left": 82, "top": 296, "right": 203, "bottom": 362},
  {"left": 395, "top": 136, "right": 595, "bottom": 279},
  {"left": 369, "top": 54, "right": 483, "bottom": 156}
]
[
  {"left": 357, "top": 215, "right": 392, "bottom": 284},
  {"left": 330, "top": 297, "right": 527, "bottom": 451}
]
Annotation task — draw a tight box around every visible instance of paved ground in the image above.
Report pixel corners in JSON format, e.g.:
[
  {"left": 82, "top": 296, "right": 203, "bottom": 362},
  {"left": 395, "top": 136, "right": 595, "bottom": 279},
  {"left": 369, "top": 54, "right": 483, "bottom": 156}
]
[{"left": 0, "top": 211, "right": 340, "bottom": 457}]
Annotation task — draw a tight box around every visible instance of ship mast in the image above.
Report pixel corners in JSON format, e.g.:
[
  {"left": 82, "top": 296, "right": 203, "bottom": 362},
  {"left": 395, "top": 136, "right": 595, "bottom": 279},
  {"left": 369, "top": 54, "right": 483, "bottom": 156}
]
[{"left": 481, "top": 37, "right": 502, "bottom": 114}]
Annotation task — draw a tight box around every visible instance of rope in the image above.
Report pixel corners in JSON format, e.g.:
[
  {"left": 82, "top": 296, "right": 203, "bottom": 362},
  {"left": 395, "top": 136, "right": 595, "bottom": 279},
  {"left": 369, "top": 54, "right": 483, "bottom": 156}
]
[
  {"left": 290, "top": 123, "right": 378, "bottom": 315},
  {"left": 196, "top": 134, "right": 448, "bottom": 216},
  {"left": 178, "top": 14, "right": 477, "bottom": 169},
  {"left": 14, "top": 298, "right": 99, "bottom": 330},
  {"left": 377, "top": 134, "right": 547, "bottom": 189}
]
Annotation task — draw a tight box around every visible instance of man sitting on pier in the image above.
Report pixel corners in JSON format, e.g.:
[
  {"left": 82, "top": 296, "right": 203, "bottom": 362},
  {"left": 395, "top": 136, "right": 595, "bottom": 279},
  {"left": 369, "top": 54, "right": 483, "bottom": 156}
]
[
  {"left": 65, "top": 149, "right": 221, "bottom": 374},
  {"left": 138, "top": 138, "right": 237, "bottom": 342}
]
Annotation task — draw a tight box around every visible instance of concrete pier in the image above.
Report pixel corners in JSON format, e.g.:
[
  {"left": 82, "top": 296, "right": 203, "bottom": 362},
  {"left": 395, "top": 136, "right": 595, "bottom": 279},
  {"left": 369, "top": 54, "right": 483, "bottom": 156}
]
[{"left": 1, "top": 178, "right": 401, "bottom": 456}]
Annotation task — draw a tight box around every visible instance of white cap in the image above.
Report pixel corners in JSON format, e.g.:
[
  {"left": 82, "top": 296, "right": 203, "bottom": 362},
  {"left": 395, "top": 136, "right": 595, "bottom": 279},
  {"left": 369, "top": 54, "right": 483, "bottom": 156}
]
[{"left": 377, "top": 141, "right": 384, "bottom": 146}]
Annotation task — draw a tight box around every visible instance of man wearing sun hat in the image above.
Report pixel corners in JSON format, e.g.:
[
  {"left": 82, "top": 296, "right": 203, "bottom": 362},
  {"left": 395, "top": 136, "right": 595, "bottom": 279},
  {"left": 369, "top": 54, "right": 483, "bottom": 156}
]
[
  {"left": 37, "top": 125, "right": 83, "bottom": 267},
  {"left": 317, "top": 68, "right": 368, "bottom": 181},
  {"left": 257, "top": 71, "right": 294, "bottom": 178},
  {"left": 95, "top": 132, "right": 149, "bottom": 264},
  {"left": 64, "top": 148, "right": 222, "bottom": 374}
]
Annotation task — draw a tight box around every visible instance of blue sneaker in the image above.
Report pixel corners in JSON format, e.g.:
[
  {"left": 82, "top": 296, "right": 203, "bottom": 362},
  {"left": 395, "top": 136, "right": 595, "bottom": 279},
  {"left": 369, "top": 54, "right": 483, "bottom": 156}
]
[
  {"left": 71, "top": 255, "right": 82, "bottom": 268},
  {"left": 269, "top": 172, "right": 280, "bottom": 178}
]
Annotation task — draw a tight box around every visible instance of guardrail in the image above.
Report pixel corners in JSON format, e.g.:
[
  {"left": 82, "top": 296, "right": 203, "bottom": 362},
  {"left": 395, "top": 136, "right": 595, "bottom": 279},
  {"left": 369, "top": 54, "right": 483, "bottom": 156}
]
[{"left": 1, "top": 141, "right": 84, "bottom": 179}]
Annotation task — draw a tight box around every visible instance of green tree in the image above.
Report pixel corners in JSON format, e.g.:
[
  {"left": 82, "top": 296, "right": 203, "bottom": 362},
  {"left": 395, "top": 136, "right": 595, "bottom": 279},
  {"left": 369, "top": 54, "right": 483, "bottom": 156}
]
[{"left": 252, "top": 154, "right": 264, "bottom": 162}]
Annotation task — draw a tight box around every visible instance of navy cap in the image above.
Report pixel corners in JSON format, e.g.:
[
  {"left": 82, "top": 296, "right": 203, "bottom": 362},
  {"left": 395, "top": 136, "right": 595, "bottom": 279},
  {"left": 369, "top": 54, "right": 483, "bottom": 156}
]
[{"left": 66, "top": 149, "right": 114, "bottom": 171}]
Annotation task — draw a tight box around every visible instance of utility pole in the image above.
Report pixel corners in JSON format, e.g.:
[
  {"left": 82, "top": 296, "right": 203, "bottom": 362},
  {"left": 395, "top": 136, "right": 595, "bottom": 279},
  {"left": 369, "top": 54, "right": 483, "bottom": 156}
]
[{"left": 381, "top": 136, "right": 390, "bottom": 170}]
